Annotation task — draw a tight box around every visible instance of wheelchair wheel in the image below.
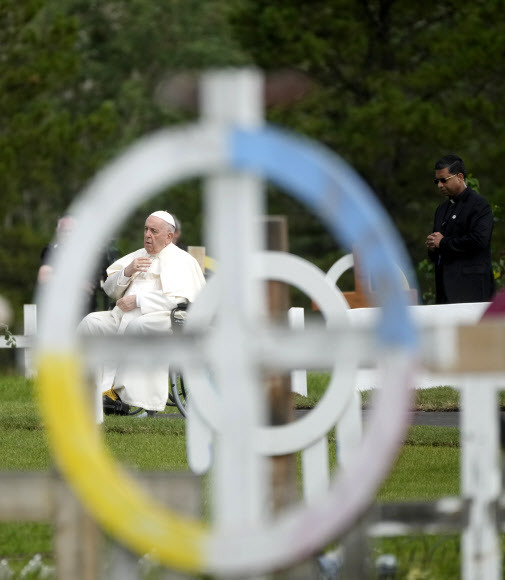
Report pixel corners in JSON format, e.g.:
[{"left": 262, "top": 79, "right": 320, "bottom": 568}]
[{"left": 170, "top": 371, "right": 187, "bottom": 417}]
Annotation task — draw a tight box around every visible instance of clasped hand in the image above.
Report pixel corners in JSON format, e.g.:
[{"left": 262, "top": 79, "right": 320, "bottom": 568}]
[{"left": 426, "top": 232, "right": 443, "bottom": 250}]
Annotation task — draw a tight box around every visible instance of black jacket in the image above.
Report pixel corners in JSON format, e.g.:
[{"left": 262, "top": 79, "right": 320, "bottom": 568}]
[{"left": 429, "top": 187, "right": 494, "bottom": 303}]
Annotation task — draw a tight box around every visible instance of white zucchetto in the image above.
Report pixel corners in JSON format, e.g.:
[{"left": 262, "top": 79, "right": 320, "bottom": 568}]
[{"left": 149, "top": 211, "right": 176, "bottom": 228}]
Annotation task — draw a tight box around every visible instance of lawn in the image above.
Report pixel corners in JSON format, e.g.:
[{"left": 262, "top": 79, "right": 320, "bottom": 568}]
[{"left": 0, "top": 373, "right": 489, "bottom": 578}]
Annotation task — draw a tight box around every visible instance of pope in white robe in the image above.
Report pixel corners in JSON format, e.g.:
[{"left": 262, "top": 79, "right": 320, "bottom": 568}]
[{"left": 77, "top": 211, "right": 205, "bottom": 416}]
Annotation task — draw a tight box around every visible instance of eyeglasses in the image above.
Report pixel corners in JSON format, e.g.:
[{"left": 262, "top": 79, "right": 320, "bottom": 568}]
[{"left": 434, "top": 174, "right": 457, "bottom": 185}]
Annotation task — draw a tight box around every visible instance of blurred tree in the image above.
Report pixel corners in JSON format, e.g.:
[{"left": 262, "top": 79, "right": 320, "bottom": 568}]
[
  {"left": 0, "top": 0, "right": 247, "bottom": 324},
  {"left": 4, "top": 0, "right": 505, "bottom": 325},
  {"left": 231, "top": 0, "right": 505, "bottom": 298}
]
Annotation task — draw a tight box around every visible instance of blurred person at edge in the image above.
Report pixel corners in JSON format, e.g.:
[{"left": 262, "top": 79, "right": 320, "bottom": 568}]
[
  {"left": 172, "top": 214, "right": 188, "bottom": 251},
  {"left": 38, "top": 215, "right": 99, "bottom": 314}
]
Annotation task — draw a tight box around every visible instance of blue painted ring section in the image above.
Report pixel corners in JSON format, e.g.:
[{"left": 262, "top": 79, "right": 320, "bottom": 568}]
[{"left": 231, "top": 126, "right": 417, "bottom": 349}]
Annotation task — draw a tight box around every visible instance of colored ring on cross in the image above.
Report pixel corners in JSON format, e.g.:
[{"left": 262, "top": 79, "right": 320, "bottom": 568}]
[{"left": 35, "top": 123, "right": 417, "bottom": 576}]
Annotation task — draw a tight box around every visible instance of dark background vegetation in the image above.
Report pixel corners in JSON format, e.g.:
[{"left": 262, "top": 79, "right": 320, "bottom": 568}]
[{"left": 2, "top": 0, "right": 505, "bottom": 327}]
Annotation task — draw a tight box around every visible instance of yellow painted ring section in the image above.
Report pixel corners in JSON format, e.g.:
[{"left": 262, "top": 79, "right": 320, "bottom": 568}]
[{"left": 37, "top": 352, "right": 208, "bottom": 572}]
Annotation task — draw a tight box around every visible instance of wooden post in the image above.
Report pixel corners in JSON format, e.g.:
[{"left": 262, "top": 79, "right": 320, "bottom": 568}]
[
  {"left": 426, "top": 322, "right": 504, "bottom": 580},
  {"left": 265, "top": 216, "right": 290, "bottom": 322},
  {"left": 52, "top": 476, "right": 102, "bottom": 580},
  {"left": 264, "top": 216, "right": 297, "bottom": 506},
  {"left": 264, "top": 216, "right": 316, "bottom": 578},
  {"left": 107, "top": 472, "right": 202, "bottom": 580},
  {"left": 187, "top": 246, "right": 206, "bottom": 274},
  {"left": 0, "top": 472, "right": 52, "bottom": 521},
  {"left": 342, "top": 250, "right": 371, "bottom": 309},
  {"left": 0, "top": 470, "right": 201, "bottom": 580}
]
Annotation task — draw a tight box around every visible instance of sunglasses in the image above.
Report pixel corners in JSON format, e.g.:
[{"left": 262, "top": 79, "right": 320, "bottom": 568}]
[{"left": 434, "top": 174, "right": 457, "bottom": 185}]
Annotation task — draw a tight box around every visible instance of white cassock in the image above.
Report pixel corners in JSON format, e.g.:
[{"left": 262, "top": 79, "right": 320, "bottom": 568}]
[{"left": 78, "top": 242, "right": 205, "bottom": 413}]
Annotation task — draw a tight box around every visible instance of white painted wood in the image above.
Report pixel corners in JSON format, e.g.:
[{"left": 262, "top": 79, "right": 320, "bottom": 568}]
[
  {"left": 24, "top": 303, "right": 37, "bottom": 335},
  {"left": 0, "top": 304, "right": 37, "bottom": 377},
  {"left": 460, "top": 379, "right": 501, "bottom": 580},
  {"left": 347, "top": 302, "right": 490, "bottom": 330},
  {"left": 349, "top": 303, "right": 489, "bottom": 390},
  {"left": 0, "top": 335, "right": 32, "bottom": 348},
  {"left": 0, "top": 472, "right": 52, "bottom": 520},
  {"left": 186, "top": 253, "right": 354, "bottom": 456},
  {"left": 0, "top": 471, "right": 201, "bottom": 579},
  {"left": 201, "top": 70, "right": 268, "bottom": 531},
  {"left": 53, "top": 478, "right": 102, "bottom": 580},
  {"left": 326, "top": 253, "right": 411, "bottom": 291},
  {"left": 336, "top": 390, "right": 363, "bottom": 469},
  {"left": 288, "top": 307, "right": 307, "bottom": 396},
  {"left": 186, "top": 399, "right": 213, "bottom": 475},
  {"left": 302, "top": 437, "right": 330, "bottom": 504},
  {"left": 325, "top": 253, "right": 354, "bottom": 286},
  {"left": 24, "top": 304, "right": 37, "bottom": 378},
  {"left": 21, "top": 63, "right": 505, "bottom": 575}
]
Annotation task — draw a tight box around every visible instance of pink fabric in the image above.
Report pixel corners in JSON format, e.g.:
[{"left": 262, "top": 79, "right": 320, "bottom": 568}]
[{"left": 481, "top": 288, "right": 505, "bottom": 319}]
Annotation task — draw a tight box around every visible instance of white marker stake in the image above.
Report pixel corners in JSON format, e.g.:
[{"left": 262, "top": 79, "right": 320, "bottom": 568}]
[
  {"left": 201, "top": 70, "right": 268, "bottom": 530},
  {"left": 288, "top": 307, "right": 307, "bottom": 397}
]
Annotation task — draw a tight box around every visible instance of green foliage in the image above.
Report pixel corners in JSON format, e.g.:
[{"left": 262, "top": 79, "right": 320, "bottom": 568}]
[
  {"left": 0, "top": 324, "right": 16, "bottom": 347},
  {"left": 466, "top": 174, "right": 480, "bottom": 193},
  {"left": 5, "top": 0, "right": 505, "bottom": 324},
  {"left": 0, "top": 0, "right": 248, "bottom": 326},
  {"left": 231, "top": 0, "right": 505, "bottom": 297},
  {"left": 493, "top": 256, "right": 505, "bottom": 291},
  {"left": 0, "top": 224, "right": 45, "bottom": 326},
  {"left": 416, "top": 258, "right": 435, "bottom": 305}
]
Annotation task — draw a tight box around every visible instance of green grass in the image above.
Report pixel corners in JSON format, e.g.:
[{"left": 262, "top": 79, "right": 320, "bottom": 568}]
[
  {"left": 405, "top": 425, "right": 459, "bottom": 447},
  {"left": 414, "top": 386, "right": 460, "bottom": 411},
  {"left": 378, "top": 426, "right": 460, "bottom": 501},
  {"left": 296, "top": 372, "right": 505, "bottom": 412},
  {"left": 293, "top": 371, "right": 330, "bottom": 408},
  {"left": 379, "top": 443, "right": 460, "bottom": 501},
  {"left": 104, "top": 416, "right": 189, "bottom": 470},
  {"left": 371, "top": 535, "right": 461, "bottom": 579},
  {"left": 0, "top": 376, "right": 194, "bottom": 566},
  {"left": 0, "top": 374, "right": 488, "bottom": 578},
  {"left": 0, "top": 376, "right": 50, "bottom": 469}
]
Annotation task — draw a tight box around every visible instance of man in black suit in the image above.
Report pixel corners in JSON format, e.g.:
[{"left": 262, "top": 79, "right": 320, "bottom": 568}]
[{"left": 426, "top": 154, "right": 495, "bottom": 303}]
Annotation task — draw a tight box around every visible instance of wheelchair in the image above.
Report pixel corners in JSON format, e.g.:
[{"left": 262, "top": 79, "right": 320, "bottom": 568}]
[
  {"left": 104, "top": 303, "right": 188, "bottom": 418},
  {"left": 166, "top": 302, "right": 188, "bottom": 417},
  {"left": 167, "top": 369, "right": 188, "bottom": 417}
]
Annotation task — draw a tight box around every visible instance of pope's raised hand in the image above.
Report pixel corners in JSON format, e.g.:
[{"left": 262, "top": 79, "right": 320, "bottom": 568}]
[{"left": 124, "top": 257, "right": 152, "bottom": 277}]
